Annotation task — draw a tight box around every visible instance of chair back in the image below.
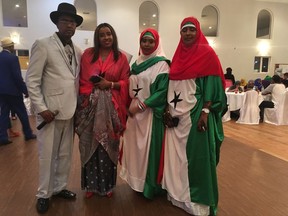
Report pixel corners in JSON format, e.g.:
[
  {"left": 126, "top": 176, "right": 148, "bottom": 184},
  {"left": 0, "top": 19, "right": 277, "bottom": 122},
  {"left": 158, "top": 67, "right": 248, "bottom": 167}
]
[
  {"left": 264, "top": 90, "right": 288, "bottom": 125},
  {"left": 281, "top": 91, "right": 288, "bottom": 125},
  {"left": 236, "top": 90, "right": 260, "bottom": 124}
]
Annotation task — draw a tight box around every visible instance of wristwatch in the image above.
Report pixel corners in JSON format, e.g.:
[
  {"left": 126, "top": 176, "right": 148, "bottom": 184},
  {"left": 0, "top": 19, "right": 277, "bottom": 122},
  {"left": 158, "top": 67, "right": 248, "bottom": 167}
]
[{"left": 201, "top": 108, "right": 210, "bottom": 114}]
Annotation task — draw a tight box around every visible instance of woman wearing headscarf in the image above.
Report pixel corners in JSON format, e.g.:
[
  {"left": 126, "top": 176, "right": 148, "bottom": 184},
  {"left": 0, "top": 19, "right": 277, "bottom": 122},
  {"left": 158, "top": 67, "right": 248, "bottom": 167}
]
[
  {"left": 227, "top": 80, "right": 243, "bottom": 93},
  {"left": 120, "top": 28, "right": 170, "bottom": 199},
  {"left": 75, "top": 23, "right": 130, "bottom": 199},
  {"left": 161, "top": 17, "right": 226, "bottom": 215},
  {"left": 254, "top": 78, "right": 263, "bottom": 91}
]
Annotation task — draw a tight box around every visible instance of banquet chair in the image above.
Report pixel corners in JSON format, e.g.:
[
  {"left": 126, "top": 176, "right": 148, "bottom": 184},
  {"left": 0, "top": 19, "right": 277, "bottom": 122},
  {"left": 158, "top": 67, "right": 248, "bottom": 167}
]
[
  {"left": 222, "top": 105, "right": 231, "bottom": 122},
  {"left": 264, "top": 91, "right": 288, "bottom": 125},
  {"left": 236, "top": 90, "right": 260, "bottom": 124}
]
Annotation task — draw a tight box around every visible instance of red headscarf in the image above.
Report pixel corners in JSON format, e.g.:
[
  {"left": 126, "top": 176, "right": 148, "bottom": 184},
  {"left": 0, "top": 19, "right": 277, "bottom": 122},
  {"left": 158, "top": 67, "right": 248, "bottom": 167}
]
[
  {"left": 139, "top": 28, "right": 159, "bottom": 54},
  {"left": 170, "top": 17, "right": 225, "bottom": 88},
  {"left": 136, "top": 28, "right": 164, "bottom": 64}
]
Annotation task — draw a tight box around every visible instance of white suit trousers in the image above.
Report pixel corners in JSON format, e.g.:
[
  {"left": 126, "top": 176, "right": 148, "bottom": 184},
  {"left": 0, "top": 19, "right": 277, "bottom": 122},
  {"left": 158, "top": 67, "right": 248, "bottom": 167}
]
[{"left": 36, "top": 118, "right": 74, "bottom": 198}]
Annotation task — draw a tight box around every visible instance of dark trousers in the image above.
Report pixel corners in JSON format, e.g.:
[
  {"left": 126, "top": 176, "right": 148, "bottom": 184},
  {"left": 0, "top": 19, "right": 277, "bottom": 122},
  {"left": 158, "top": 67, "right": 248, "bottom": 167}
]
[
  {"left": 0, "top": 94, "right": 33, "bottom": 141},
  {"left": 259, "top": 101, "right": 274, "bottom": 120}
]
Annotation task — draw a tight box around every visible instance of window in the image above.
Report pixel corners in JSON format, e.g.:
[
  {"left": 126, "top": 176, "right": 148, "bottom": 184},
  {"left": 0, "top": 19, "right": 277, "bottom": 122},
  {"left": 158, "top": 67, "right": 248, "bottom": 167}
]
[
  {"left": 254, "top": 56, "right": 270, "bottom": 73},
  {"left": 201, "top": 5, "right": 219, "bottom": 37},
  {"left": 256, "top": 10, "right": 272, "bottom": 39},
  {"left": 139, "top": 1, "right": 159, "bottom": 32},
  {"left": 2, "top": 0, "right": 28, "bottom": 27}
]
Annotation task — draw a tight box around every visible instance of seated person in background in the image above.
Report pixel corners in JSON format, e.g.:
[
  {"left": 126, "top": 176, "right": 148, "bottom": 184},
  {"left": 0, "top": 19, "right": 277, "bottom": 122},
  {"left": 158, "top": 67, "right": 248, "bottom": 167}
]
[
  {"left": 240, "top": 78, "right": 247, "bottom": 87},
  {"left": 244, "top": 79, "right": 254, "bottom": 92},
  {"left": 224, "top": 67, "right": 235, "bottom": 85},
  {"left": 282, "top": 80, "right": 288, "bottom": 88},
  {"left": 259, "top": 75, "right": 286, "bottom": 122},
  {"left": 227, "top": 80, "right": 243, "bottom": 93},
  {"left": 262, "top": 75, "right": 272, "bottom": 89},
  {"left": 254, "top": 78, "right": 264, "bottom": 91},
  {"left": 282, "top": 72, "right": 288, "bottom": 88}
]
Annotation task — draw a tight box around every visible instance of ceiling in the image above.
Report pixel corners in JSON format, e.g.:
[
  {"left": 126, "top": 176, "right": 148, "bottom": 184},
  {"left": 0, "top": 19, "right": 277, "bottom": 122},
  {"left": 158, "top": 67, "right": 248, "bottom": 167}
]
[{"left": 1, "top": 0, "right": 288, "bottom": 31}]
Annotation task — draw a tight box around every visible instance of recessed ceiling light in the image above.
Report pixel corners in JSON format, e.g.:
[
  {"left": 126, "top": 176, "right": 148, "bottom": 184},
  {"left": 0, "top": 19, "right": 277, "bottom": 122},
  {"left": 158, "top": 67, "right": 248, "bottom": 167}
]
[{"left": 15, "top": 4, "right": 20, "bottom": 8}]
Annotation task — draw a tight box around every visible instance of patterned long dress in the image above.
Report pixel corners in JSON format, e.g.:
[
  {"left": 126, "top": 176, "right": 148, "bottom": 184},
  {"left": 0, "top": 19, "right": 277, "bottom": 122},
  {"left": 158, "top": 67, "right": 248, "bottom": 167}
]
[{"left": 76, "top": 48, "right": 129, "bottom": 195}]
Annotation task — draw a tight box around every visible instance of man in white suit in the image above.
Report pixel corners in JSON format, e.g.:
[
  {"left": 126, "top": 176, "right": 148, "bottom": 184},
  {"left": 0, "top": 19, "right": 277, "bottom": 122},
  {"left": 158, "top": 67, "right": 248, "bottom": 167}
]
[{"left": 26, "top": 3, "right": 83, "bottom": 214}]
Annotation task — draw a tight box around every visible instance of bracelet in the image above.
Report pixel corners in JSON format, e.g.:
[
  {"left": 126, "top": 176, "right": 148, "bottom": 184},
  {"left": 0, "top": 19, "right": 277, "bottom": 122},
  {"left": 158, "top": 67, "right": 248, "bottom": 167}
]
[
  {"left": 111, "top": 82, "right": 114, "bottom": 89},
  {"left": 201, "top": 108, "right": 210, "bottom": 114},
  {"left": 138, "top": 101, "right": 147, "bottom": 111}
]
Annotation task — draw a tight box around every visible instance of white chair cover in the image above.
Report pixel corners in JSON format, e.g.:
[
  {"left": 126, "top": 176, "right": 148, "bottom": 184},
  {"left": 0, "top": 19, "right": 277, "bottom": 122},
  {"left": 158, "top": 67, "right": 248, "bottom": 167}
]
[
  {"left": 222, "top": 105, "right": 231, "bottom": 122},
  {"left": 283, "top": 91, "right": 288, "bottom": 125},
  {"left": 236, "top": 90, "right": 260, "bottom": 124},
  {"left": 264, "top": 91, "right": 288, "bottom": 125}
]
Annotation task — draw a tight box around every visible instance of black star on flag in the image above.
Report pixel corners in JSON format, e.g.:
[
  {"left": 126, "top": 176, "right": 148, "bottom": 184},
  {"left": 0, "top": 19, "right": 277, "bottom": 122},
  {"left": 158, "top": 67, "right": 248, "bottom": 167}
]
[
  {"left": 133, "top": 84, "right": 143, "bottom": 97},
  {"left": 170, "top": 91, "right": 183, "bottom": 109}
]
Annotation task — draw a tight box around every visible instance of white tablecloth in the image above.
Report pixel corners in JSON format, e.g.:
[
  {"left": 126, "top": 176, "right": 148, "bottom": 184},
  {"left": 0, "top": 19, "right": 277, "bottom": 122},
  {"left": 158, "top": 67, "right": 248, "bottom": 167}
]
[
  {"left": 226, "top": 91, "right": 264, "bottom": 111},
  {"left": 226, "top": 92, "right": 245, "bottom": 111}
]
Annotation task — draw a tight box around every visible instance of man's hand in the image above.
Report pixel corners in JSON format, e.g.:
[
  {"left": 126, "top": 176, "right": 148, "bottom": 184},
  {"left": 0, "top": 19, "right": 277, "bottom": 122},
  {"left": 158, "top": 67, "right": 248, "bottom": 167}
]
[{"left": 39, "top": 110, "right": 56, "bottom": 123}]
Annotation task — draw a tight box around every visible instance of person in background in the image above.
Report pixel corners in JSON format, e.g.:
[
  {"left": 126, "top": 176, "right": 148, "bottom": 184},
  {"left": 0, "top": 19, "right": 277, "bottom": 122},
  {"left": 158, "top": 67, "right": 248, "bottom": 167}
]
[
  {"left": 227, "top": 80, "right": 243, "bottom": 93},
  {"left": 244, "top": 79, "right": 255, "bottom": 92},
  {"left": 262, "top": 75, "right": 272, "bottom": 89},
  {"left": 259, "top": 75, "right": 286, "bottom": 122},
  {"left": 161, "top": 17, "right": 226, "bottom": 216},
  {"left": 240, "top": 78, "right": 247, "bottom": 87},
  {"left": 254, "top": 78, "right": 264, "bottom": 92},
  {"left": 7, "top": 119, "right": 20, "bottom": 138},
  {"left": 75, "top": 23, "right": 129, "bottom": 199},
  {"left": 26, "top": 3, "right": 83, "bottom": 214},
  {"left": 224, "top": 67, "right": 235, "bottom": 85},
  {"left": 0, "top": 37, "right": 36, "bottom": 146},
  {"left": 119, "top": 28, "right": 169, "bottom": 199},
  {"left": 282, "top": 72, "right": 288, "bottom": 88},
  {"left": 11, "top": 110, "right": 17, "bottom": 120}
]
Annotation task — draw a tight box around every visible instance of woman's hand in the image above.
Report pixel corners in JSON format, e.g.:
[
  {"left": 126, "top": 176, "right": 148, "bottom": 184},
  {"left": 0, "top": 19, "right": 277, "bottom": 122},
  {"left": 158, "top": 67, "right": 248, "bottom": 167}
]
[
  {"left": 94, "top": 78, "right": 112, "bottom": 90},
  {"left": 128, "top": 99, "right": 143, "bottom": 117},
  {"left": 197, "top": 112, "right": 208, "bottom": 132},
  {"left": 163, "top": 110, "right": 175, "bottom": 128}
]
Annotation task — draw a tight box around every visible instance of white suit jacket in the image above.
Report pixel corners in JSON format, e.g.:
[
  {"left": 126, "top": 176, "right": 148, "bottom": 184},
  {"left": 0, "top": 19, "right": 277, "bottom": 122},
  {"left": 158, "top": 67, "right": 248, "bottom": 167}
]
[{"left": 26, "top": 33, "right": 82, "bottom": 120}]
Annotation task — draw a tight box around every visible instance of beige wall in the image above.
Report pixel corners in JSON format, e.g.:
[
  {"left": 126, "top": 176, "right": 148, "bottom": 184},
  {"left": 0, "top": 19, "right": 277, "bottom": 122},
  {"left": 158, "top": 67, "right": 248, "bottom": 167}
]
[{"left": 1, "top": 0, "right": 288, "bottom": 81}]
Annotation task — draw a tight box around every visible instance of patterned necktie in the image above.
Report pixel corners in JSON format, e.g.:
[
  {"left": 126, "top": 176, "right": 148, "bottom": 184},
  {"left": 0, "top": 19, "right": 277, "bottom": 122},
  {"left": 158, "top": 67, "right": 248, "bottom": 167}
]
[{"left": 64, "top": 44, "right": 73, "bottom": 65}]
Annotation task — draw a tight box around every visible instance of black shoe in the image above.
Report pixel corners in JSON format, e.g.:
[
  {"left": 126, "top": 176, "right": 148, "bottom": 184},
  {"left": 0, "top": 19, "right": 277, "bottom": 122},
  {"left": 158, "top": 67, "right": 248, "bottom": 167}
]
[
  {"left": 53, "top": 189, "right": 76, "bottom": 199},
  {"left": 25, "top": 134, "right": 37, "bottom": 141},
  {"left": 0, "top": 140, "right": 12, "bottom": 145},
  {"left": 36, "top": 198, "right": 49, "bottom": 214}
]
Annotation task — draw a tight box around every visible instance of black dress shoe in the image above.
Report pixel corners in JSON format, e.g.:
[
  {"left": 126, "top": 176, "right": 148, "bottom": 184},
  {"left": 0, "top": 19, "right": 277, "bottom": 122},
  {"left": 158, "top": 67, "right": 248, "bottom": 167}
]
[
  {"left": 25, "top": 134, "right": 37, "bottom": 141},
  {"left": 0, "top": 140, "right": 12, "bottom": 145},
  {"left": 53, "top": 189, "right": 76, "bottom": 199},
  {"left": 36, "top": 198, "right": 49, "bottom": 214}
]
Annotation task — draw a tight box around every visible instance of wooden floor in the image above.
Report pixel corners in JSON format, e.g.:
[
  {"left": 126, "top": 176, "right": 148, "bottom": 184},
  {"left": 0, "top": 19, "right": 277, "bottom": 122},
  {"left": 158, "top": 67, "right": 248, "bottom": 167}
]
[{"left": 0, "top": 116, "right": 288, "bottom": 216}]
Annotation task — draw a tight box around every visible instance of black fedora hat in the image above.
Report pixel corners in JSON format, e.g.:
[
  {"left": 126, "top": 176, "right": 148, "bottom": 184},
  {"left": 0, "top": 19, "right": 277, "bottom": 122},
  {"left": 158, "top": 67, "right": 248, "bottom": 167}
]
[{"left": 50, "top": 2, "right": 83, "bottom": 27}]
